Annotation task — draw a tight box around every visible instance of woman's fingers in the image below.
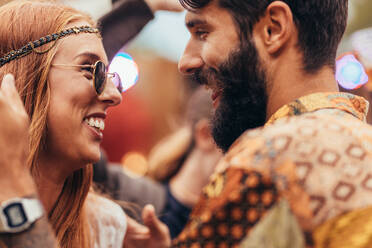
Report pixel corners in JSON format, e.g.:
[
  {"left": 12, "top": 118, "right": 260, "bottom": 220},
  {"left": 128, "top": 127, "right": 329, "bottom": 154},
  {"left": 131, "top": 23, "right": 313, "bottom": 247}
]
[
  {"left": 142, "top": 205, "right": 163, "bottom": 235},
  {"left": 0, "top": 74, "right": 28, "bottom": 117},
  {"left": 142, "top": 205, "right": 171, "bottom": 247},
  {"left": 126, "top": 215, "right": 150, "bottom": 235},
  {"left": 0, "top": 74, "right": 34, "bottom": 199}
]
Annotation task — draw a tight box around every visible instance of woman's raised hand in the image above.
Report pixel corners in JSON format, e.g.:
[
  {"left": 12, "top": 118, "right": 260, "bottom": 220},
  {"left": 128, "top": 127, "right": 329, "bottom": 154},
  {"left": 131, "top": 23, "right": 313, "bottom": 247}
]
[
  {"left": 124, "top": 205, "right": 171, "bottom": 248},
  {"left": 0, "top": 74, "right": 36, "bottom": 200}
]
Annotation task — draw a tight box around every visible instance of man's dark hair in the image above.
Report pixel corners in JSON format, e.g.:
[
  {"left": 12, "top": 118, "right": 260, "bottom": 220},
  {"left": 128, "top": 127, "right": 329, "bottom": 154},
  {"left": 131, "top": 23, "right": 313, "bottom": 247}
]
[{"left": 179, "top": 0, "right": 348, "bottom": 73}]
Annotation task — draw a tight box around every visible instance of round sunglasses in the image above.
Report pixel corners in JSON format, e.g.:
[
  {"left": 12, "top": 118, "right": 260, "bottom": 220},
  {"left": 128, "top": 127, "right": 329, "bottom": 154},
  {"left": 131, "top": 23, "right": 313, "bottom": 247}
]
[{"left": 52, "top": 60, "right": 123, "bottom": 95}]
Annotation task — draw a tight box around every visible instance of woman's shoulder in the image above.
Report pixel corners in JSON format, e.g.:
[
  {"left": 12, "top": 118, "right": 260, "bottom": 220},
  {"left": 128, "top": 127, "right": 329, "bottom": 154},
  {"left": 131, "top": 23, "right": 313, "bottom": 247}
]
[
  {"left": 86, "top": 193, "right": 127, "bottom": 247},
  {"left": 87, "top": 193, "right": 127, "bottom": 222}
]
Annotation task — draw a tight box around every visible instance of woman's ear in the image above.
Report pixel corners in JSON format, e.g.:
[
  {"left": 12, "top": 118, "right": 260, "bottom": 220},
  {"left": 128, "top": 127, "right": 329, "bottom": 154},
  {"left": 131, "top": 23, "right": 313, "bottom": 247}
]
[{"left": 194, "top": 118, "right": 215, "bottom": 152}]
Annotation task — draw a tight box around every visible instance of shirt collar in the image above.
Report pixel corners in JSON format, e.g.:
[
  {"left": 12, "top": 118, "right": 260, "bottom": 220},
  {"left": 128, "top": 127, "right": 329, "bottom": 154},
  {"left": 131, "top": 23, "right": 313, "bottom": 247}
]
[{"left": 266, "top": 92, "right": 369, "bottom": 125}]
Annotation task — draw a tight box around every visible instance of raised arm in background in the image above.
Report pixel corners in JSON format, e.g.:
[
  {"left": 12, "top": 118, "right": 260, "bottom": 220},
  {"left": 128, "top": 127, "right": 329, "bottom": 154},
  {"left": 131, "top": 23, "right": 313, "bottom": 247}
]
[{"left": 99, "top": 0, "right": 183, "bottom": 61}]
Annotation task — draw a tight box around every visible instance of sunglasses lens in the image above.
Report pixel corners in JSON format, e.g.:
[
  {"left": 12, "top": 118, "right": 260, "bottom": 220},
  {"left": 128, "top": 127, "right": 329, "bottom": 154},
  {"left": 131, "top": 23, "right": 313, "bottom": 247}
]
[
  {"left": 94, "top": 61, "right": 106, "bottom": 95},
  {"left": 112, "top": 72, "right": 123, "bottom": 93}
]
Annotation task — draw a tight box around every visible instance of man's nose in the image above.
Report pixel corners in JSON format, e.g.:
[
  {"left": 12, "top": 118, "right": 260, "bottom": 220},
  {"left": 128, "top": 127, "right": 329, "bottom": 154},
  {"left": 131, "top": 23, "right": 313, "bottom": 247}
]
[{"left": 178, "top": 43, "right": 203, "bottom": 75}]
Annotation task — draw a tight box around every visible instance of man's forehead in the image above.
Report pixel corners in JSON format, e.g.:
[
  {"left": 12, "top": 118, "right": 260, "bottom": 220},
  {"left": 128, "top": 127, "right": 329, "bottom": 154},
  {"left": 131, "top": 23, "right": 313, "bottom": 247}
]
[
  {"left": 185, "top": 6, "right": 205, "bottom": 21},
  {"left": 184, "top": 3, "right": 235, "bottom": 29},
  {"left": 185, "top": 12, "right": 208, "bottom": 28}
]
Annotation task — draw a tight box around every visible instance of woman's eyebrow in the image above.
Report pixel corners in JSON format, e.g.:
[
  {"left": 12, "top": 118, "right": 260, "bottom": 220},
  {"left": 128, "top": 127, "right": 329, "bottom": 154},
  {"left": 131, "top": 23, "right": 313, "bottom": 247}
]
[{"left": 74, "top": 52, "right": 107, "bottom": 66}]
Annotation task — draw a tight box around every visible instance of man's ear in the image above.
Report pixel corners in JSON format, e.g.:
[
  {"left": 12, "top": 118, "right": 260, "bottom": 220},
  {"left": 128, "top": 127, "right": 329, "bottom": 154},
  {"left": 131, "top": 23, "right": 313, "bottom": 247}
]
[
  {"left": 194, "top": 118, "right": 215, "bottom": 152},
  {"left": 258, "top": 1, "right": 295, "bottom": 55}
]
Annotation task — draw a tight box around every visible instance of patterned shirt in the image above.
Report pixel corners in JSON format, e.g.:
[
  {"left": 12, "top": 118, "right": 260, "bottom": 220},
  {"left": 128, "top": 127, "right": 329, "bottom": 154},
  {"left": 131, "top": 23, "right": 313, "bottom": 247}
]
[{"left": 173, "top": 92, "right": 372, "bottom": 248}]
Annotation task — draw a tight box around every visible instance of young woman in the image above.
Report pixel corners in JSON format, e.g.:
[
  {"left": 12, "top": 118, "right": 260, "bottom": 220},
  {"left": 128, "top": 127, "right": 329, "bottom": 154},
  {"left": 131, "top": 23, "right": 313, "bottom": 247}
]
[{"left": 0, "top": 1, "right": 126, "bottom": 247}]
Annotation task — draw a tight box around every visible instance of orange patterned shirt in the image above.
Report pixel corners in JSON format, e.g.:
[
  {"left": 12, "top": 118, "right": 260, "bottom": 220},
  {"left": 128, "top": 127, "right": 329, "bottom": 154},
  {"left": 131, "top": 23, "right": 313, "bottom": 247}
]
[{"left": 173, "top": 92, "right": 372, "bottom": 248}]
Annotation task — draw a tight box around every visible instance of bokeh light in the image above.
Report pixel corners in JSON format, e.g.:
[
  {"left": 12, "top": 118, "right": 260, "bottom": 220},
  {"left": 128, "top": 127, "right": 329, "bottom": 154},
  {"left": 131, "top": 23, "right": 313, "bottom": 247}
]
[
  {"left": 109, "top": 52, "right": 139, "bottom": 92},
  {"left": 121, "top": 152, "right": 148, "bottom": 177},
  {"left": 336, "top": 53, "right": 369, "bottom": 89}
]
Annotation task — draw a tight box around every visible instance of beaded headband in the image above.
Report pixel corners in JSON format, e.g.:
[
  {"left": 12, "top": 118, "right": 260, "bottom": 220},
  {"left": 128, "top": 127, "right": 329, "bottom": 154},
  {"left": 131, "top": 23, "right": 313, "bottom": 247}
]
[{"left": 0, "top": 25, "right": 100, "bottom": 68}]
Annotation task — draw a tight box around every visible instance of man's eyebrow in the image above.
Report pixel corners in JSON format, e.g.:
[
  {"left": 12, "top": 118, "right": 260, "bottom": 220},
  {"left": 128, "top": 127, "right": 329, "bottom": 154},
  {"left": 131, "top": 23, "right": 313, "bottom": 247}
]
[{"left": 186, "top": 19, "right": 208, "bottom": 29}]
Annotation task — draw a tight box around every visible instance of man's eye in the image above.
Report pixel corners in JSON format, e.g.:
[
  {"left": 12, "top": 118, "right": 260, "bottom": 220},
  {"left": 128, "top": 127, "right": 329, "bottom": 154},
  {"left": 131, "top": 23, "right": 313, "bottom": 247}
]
[{"left": 195, "top": 31, "right": 208, "bottom": 40}]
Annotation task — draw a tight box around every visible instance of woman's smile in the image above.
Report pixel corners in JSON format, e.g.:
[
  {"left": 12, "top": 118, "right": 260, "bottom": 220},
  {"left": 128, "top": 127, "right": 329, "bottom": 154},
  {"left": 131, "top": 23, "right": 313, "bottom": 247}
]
[{"left": 83, "top": 113, "right": 106, "bottom": 141}]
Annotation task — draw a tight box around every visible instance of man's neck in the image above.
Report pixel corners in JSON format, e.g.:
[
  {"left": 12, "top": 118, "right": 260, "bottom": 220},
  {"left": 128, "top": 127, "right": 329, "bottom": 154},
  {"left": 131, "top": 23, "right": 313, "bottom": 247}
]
[{"left": 266, "top": 66, "right": 339, "bottom": 120}]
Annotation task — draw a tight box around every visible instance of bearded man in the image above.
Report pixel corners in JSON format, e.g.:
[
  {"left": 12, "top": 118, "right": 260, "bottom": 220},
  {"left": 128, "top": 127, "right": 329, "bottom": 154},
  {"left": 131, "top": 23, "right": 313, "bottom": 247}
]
[{"left": 172, "top": 0, "right": 372, "bottom": 247}]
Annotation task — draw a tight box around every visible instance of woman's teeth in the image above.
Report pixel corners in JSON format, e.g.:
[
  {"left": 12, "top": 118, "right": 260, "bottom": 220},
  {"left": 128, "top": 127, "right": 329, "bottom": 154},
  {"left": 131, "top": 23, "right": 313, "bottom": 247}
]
[{"left": 84, "top": 117, "right": 105, "bottom": 131}]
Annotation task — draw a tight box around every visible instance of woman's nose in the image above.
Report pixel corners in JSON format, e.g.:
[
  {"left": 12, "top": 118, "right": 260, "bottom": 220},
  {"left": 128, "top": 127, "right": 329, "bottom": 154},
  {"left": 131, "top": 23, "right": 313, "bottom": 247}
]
[{"left": 98, "top": 78, "right": 122, "bottom": 107}]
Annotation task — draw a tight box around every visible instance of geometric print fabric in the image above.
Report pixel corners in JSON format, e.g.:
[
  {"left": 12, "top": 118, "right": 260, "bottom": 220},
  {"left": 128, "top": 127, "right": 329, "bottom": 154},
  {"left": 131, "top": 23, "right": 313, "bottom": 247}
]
[
  {"left": 173, "top": 92, "right": 372, "bottom": 247},
  {"left": 173, "top": 169, "right": 278, "bottom": 247}
]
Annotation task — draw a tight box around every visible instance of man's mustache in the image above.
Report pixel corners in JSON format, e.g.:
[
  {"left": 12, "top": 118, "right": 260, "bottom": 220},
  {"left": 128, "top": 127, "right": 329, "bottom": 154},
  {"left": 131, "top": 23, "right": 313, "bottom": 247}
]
[{"left": 192, "top": 68, "right": 220, "bottom": 87}]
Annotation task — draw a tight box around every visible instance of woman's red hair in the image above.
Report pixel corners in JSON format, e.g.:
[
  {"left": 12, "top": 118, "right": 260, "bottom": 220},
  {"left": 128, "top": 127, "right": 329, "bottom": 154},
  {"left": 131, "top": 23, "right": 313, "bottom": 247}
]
[{"left": 0, "top": 1, "right": 96, "bottom": 247}]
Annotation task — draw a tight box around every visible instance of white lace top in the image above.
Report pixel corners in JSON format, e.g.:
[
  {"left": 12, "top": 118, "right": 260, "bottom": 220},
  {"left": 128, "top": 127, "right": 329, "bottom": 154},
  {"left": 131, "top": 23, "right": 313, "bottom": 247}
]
[{"left": 86, "top": 193, "right": 127, "bottom": 248}]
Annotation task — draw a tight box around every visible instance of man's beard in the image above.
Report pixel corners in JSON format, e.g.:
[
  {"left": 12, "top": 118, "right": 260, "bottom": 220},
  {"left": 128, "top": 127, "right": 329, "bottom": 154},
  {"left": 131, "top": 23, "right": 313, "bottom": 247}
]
[{"left": 194, "top": 39, "right": 268, "bottom": 153}]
